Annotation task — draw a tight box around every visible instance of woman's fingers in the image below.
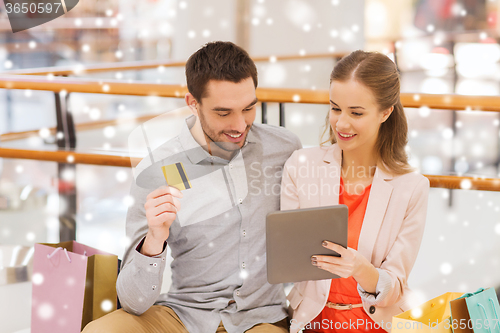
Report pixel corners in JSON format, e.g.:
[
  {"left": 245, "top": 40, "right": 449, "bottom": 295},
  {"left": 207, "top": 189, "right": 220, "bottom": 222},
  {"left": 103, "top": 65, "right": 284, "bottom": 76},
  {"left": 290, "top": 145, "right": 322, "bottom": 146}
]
[
  {"left": 311, "top": 254, "right": 354, "bottom": 278},
  {"left": 321, "top": 241, "right": 347, "bottom": 256},
  {"left": 311, "top": 244, "right": 366, "bottom": 279},
  {"left": 313, "top": 255, "right": 343, "bottom": 265},
  {"left": 312, "top": 261, "right": 350, "bottom": 278}
]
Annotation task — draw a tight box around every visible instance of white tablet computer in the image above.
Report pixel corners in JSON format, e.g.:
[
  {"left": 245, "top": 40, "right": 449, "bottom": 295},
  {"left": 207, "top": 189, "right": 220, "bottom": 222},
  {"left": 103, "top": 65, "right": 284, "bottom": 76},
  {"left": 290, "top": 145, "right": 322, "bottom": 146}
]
[{"left": 266, "top": 205, "right": 348, "bottom": 284}]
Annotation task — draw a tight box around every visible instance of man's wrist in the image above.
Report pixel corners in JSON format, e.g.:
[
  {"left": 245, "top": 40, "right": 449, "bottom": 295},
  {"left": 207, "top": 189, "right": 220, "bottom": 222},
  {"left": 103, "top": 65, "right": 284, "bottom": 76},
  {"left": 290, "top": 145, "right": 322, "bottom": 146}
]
[{"left": 140, "top": 232, "right": 167, "bottom": 257}]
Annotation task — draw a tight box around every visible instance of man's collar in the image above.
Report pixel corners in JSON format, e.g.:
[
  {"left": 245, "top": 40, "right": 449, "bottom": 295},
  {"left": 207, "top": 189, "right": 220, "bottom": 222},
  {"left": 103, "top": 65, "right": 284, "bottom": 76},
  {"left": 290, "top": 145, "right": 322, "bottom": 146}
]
[{"left": 179, "top": 115, "right": 259, "bottom": 164}]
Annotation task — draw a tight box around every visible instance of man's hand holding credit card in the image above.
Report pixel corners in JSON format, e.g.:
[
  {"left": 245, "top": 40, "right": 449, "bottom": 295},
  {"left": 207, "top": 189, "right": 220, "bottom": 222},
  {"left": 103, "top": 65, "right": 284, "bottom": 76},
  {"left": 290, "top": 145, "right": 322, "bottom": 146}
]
[
  {"left": 141, "top": 162, "right": 191, "bottom": 256},
  {"left": 161, "top": 162, "right": 192, "bottom": 191}
]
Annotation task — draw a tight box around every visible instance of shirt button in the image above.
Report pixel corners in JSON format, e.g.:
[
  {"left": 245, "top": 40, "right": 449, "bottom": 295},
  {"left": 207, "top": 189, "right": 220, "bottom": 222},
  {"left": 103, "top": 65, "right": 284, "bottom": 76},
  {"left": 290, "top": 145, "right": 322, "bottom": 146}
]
[
  {"left": 162, "top": 257, "right": 165, "bottom": 261},
  {"left": 369, "top": 306, "right": 376, "bottom": 314},
  {"left": 152, "top": 263, "right": 158, "bottom": 267},
  {"left": 236, "top": 291, "right": 240, "bottom": 296},
  {"left": 242, "top": 263, "right": 246, "bottom": 268},
  {"left": 242, "top": 231, "right": 246, "bottom": 236},
  {"left": 239, "top": 198, "right": 243, "bottom": 204},
  {"left": 152, "top": 285, "right": 157, "bottom": 290},
  {"left": 229, "top": 163, "right": 233, "bottom": 168}
]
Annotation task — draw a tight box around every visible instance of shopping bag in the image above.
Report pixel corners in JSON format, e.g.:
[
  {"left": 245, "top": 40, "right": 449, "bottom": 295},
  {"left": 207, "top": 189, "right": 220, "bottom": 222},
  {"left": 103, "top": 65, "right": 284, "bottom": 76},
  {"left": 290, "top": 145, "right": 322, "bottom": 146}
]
[
  {"left": 0, "top": 245, "right": 34, "bottom": 333},
  {"left": 392, "top": 292, "right": 464, "bottom": 332},
  {"left": 450, "top": 288, "right": 500, "bottom": 333},
  {"left": 31, "top": 241, "right": 119, "bottom": 333}
]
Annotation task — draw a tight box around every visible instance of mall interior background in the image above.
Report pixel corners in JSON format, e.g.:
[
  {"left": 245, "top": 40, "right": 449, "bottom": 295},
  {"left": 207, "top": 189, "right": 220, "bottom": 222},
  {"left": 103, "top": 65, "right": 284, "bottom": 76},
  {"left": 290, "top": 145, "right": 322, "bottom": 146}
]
[{"left": 1, "top": 0, "right": 500, "bottom": 332}]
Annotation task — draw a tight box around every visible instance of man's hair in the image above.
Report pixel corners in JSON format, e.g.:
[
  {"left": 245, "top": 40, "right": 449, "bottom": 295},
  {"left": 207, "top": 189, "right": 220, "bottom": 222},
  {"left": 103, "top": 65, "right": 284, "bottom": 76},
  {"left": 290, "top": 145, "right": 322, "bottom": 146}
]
[{"left": 185, "top": 41, "right": 258, "bottom": 103}]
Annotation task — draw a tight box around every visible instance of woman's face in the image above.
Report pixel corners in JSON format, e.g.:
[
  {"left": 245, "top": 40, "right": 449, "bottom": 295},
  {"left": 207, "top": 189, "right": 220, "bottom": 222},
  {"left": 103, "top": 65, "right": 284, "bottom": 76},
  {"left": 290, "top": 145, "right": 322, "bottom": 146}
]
[{"left": 329, "top": 79, "right": 392, "bottom": 155}]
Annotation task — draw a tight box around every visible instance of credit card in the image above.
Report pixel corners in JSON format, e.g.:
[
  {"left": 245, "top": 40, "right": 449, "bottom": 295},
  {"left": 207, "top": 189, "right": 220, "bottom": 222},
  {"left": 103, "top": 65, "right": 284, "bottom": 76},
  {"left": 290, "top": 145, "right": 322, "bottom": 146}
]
[{"left": 161, "top": 162, "right": 192, "bottom": 190}]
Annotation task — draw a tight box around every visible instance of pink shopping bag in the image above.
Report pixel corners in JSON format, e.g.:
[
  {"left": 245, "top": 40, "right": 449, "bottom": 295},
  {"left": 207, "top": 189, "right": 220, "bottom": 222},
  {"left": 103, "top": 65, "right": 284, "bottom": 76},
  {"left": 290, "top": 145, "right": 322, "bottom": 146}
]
[{"left": 31, "top": 241, "right": 118, "bottom": 333}]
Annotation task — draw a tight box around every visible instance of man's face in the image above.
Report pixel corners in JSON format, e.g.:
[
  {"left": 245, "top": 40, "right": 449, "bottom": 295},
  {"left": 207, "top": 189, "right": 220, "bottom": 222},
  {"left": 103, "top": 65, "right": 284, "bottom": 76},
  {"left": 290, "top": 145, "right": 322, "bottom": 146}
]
[{"left": 196, "top": 78, "right": 257, "bottom": 152}]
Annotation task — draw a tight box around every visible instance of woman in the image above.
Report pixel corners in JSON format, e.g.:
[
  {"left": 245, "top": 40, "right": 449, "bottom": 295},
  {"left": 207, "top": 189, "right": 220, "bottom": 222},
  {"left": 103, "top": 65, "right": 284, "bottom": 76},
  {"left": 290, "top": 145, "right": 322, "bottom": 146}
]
[{"left": 281, "top": 50, "right": 429, "bottom": 333}]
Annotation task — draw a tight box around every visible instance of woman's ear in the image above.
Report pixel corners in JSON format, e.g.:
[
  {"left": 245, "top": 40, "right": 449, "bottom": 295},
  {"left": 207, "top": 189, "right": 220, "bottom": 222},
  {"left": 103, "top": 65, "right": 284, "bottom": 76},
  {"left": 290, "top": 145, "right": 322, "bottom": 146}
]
[
  {"left": 185, "top": 93, "right": 199, "bottom": 116},
  {"left": 381, "top": 105, "right": 394, "bottom": 123}
]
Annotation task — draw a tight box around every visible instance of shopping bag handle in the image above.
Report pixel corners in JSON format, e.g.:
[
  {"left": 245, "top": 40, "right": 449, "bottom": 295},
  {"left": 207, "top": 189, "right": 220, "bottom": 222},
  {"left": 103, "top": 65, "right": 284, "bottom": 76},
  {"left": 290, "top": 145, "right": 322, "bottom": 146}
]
[
  {"left": 47, "top": 247, "right": 71, "bottom": 263},
  {"left": 478, "top": 302, "right": 499, "bottom": 333},
  {"left": 462, "top": 288, "right": 486, "bottom": 299},
  {"left": 478, "top": 303, "right": 492, "bottom": 333},
  {"left": 489, "top": 298, "right": 499, "bottom": 321}
]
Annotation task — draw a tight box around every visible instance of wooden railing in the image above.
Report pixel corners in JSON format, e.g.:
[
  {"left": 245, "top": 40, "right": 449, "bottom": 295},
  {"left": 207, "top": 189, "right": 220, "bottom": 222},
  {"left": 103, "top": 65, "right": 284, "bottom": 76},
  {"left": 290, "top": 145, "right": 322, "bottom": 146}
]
[
  {"left": 368, "top": 29, "right": 500, "bottom": 50},
  {"left": 1, "top": 75, "right": 500, "bottom": 111},
  {"left": 0, "top": 147, "right": 140, "bottom": 167},
  {"left": 2, "top": 52, "right": 348, "bottom": 76},
  {"left": 0, "top": 147, "right": 498, "bottom": 191},
  {"left": 1, "top": 75, "right": 500, "bottom": 191},
  {"left": 0, "top": 114, "right": 158, "bottom": 143},
  {"left": 7, "top": 28, "right": 499, "bottom": 77}
]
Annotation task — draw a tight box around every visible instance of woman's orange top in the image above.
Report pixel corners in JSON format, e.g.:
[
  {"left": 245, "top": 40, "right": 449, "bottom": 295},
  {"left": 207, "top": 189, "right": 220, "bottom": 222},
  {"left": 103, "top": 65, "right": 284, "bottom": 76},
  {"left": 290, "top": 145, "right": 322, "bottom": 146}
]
[{"left": 304, "top": 178, "right": 385, "bottom": 333}]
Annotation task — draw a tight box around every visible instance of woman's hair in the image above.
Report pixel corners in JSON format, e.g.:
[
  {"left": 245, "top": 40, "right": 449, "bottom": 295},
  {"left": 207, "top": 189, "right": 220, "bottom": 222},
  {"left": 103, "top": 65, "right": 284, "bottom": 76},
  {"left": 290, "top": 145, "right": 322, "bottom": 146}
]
[{"left": 321, "top": 50, "right": 413, "bottom": 175}]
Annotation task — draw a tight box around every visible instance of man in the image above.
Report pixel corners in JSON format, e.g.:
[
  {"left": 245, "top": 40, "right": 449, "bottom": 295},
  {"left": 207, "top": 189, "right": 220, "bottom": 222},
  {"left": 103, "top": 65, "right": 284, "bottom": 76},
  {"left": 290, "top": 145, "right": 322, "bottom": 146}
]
[{"left": 83, "top": 41, "right": 301, "bottom": 333}]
